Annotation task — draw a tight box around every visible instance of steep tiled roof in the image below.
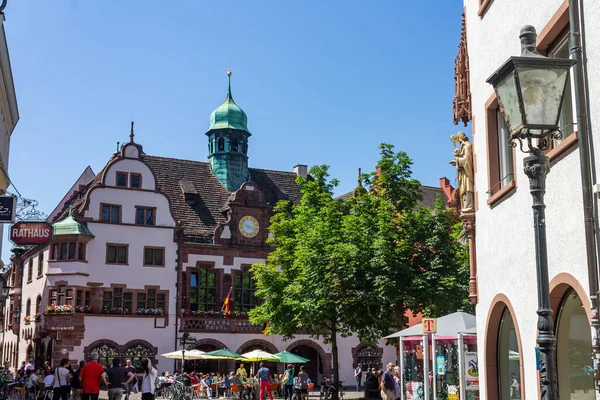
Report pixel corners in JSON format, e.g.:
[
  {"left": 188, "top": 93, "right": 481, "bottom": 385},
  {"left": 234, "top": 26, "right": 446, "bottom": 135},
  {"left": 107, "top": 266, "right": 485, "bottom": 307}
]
[
  {"left": 336, "top": 185, "right": 446, "bottom": 209},
  {"left": 143, "top": 155, "right": 302, "bottom": 243}
]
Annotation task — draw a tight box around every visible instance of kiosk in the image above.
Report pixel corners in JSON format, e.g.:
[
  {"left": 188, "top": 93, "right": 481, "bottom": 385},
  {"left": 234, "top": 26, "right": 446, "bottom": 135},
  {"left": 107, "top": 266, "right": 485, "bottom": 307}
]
[{"left": 384, "top": 312, "right": 479, "bottom": 400}]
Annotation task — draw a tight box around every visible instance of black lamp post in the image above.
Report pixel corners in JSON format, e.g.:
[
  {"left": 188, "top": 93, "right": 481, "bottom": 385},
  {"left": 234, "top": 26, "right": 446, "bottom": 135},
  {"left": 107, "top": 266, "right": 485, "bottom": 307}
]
[{"left": 487, "top": 25, "right": 575, "bottom": 400}]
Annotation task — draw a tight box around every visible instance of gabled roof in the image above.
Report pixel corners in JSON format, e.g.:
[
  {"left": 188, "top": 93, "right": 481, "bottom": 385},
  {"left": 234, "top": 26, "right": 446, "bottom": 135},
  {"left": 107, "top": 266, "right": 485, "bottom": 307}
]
[{"left": 144, "top": 155, "right": 301, "bottom": 243}]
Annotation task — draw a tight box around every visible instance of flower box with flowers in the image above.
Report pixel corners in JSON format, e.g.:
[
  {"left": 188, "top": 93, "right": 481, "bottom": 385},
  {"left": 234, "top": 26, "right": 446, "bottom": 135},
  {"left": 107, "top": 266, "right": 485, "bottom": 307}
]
[
  {"left": 45, "top": 305, "right": 73, "bottom": 314},
  {"left": 75, "top": 305, "right": 93, "bottom": 314},
  {"left": 136, "top": 308, "right": 164, "bottom": 316},
  {"left": 103, "top": 307, "right": 132, "bottom": 315},
  {"left": 34, "top": 313, "right": 42, "bottom": 323},
  {"left": 182, "top": 310, "right": 249, "bottom": 318}
]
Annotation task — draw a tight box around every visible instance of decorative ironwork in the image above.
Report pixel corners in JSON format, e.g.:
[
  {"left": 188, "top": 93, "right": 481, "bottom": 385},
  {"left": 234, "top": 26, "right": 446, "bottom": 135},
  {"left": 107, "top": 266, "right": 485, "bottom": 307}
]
[
  {"left": 123, "top": 343, "right": 155, "bottom": 368},
  {"left": 88, "top": 342, "right": 120, "bottom": 367},
  {"left": 356, "top": 345, "right": 382, "bottom": 370},
  {"left": 453, "top": 12, "right": 472, "bottom": 127},
  {"left": 508, "top": 128, "right": 561, "bottom": 154},
  {"left": 6, "top": 192, "right": 49, "bottom": 221}
]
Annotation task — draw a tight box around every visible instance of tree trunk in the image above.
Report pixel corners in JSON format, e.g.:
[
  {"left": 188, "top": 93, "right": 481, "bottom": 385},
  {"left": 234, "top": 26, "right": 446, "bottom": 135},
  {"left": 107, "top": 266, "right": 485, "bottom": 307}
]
[{"left": 331, "top": 324, "right": 340, "bottom": 400}]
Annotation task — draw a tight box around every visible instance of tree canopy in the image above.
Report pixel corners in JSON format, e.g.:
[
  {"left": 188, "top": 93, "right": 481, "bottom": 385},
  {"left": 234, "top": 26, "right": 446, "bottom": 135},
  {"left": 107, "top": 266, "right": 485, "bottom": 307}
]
[{"left": 249, "top": 143, "right": 470, "bottom": 385}]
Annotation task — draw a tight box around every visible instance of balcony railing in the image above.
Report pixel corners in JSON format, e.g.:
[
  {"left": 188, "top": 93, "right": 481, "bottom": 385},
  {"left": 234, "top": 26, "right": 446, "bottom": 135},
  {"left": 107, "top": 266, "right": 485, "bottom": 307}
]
[{"left": 182, "top": 316, "right": 263, "bottom": 333}]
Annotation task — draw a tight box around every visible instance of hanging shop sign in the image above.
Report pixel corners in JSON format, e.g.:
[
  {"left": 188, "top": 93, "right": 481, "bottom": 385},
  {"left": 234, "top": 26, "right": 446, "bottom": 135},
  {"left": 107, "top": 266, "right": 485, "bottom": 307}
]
[
  {"left": 0, "top": 196, "right": 16, "bottom": 223},
  {"left": 9, "top": 221, "right": 53, "bottom": 245},
  {"left": 422, "top": 318, "right": 437, "bottom": 334}
]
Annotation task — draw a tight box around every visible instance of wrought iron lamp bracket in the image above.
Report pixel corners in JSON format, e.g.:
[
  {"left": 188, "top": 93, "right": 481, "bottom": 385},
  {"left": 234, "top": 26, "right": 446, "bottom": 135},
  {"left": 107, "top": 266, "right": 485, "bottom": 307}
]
[{"left": 509, "top": 128, "right": 562, "bottom": 154}]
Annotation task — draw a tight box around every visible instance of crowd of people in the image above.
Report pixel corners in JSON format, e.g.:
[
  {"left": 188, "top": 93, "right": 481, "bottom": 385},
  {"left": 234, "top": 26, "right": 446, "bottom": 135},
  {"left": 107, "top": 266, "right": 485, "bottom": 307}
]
[
  {"left": 155, "top": 363, "right": 312, "bottom": 400},
  {"left": 358, "top": 363, "right": 407, "bottom": 400},
  {"left": 5, "top": 352, "right": 158, "bottom": 400}
]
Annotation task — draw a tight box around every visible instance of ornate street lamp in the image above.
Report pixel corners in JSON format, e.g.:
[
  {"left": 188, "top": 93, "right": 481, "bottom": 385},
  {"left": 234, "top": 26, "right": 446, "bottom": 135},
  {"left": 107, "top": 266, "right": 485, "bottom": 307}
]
[
  {"left": 487, "top": 26, "right": 575, "bottom": 400},
  {"left": 0, "top": 280, "right": 9, "bottom": 304}
]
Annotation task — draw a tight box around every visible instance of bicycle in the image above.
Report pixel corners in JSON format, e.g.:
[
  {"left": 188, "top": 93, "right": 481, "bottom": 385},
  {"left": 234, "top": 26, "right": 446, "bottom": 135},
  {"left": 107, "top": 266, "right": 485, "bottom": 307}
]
[
  {"left": 319, "top": 380, "right": 344, "bottom": 400},
  {"left": 171, "top": 379, "right": 193, "bottom": 400}
]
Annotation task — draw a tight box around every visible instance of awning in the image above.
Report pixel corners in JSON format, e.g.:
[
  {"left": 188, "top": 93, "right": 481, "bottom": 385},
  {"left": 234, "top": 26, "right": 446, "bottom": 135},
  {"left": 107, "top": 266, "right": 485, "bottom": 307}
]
[{"left": 384, "top": 312, "right": 476, "bottom": 339}]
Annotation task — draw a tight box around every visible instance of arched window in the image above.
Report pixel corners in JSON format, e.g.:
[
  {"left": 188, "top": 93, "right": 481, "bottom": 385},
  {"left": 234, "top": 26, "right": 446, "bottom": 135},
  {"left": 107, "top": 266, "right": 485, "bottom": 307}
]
[
  {"left": 88, "top": 342, "right": 120, "bottom": 367},
  {"left": 498, "top": 308, "right": 521, "bottom": 400},
  {"left": 123, "top": 343, "right": 155, "bottom": 369},
  {"left": 241, "top": 141, "right": 247, "bottom": 154},
  {"left": 36, "top": 296, "right": 42, "bottom": 315},
  {"left": 231, "top": 138, "right": 238, "bottom": 152},
  {"left": 217, "top": 138, "right": 224, "bottom": 152},
  {"left": 26, "top": 298, "right": 31, "bottom": 318},
  {"left": 556, "top": 289, "right": 594, "bottom": 398}
]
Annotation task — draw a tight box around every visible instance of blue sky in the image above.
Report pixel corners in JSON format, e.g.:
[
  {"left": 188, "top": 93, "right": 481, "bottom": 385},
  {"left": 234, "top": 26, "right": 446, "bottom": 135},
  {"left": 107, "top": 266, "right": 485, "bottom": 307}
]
[{"left": 3, "top": 0, "right": 469, "bottom": 259}]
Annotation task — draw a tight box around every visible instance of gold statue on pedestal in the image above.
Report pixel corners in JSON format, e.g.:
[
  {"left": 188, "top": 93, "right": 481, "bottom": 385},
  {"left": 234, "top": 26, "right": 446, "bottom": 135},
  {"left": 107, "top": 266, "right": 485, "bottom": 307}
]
[{"left": 450, "top": 131, "right": 474, "bottom": 213}]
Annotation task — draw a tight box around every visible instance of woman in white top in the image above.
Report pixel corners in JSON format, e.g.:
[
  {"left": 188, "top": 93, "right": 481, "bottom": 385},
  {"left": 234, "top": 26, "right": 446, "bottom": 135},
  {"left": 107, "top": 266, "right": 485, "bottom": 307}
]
[
  {"left": 54, "top": 358, "right": 72, "bottom": 400},
  {"left": 140, "top": 358, "right": 158, "bottom": 400}
]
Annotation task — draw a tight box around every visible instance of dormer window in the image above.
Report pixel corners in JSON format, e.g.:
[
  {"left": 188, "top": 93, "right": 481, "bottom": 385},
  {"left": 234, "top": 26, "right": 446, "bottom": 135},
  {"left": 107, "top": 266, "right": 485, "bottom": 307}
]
[
  {"left": 131, "top": 173, "right": 142, "bottom": 189},
  {"left": 116, "top": 172, "right": 128, "bottom": 187}
]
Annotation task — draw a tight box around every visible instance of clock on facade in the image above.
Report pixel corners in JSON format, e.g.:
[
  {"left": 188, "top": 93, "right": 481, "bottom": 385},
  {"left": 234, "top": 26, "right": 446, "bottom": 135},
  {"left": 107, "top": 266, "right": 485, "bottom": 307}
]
[{"left": 239, "top": 215, "right": 259, "bottom": 238}]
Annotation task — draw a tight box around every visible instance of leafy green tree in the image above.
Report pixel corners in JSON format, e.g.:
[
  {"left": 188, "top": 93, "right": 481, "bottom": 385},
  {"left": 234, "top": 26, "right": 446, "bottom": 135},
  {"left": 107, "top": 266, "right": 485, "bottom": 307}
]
[{"left": 249, "top": 143, "right": 470, "bottom": 389}]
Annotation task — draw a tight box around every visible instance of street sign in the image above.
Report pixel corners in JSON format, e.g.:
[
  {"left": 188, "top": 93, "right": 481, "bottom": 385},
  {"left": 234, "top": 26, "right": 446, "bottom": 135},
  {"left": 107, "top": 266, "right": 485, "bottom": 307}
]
[
  {"left": 422, "top": 318, "right": 437, "bottom": 334},
  {"left": 10, "top": 221, "right": 53, "bottom": 245},
  {"left": 0, "top": 196, "right": 16, "bottom": 223}
]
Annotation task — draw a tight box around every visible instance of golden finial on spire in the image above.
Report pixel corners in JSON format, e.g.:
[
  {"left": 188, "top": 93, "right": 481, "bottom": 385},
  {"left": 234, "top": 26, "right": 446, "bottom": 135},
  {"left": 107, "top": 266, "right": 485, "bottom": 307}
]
[{"left": 227, "top": 70, "right": 232, "bottom": 77}]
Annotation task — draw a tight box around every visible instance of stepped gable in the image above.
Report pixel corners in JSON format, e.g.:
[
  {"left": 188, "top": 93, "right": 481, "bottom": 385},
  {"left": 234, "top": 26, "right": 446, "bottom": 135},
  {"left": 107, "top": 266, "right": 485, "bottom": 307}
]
[{"left": 143, "top": 155, "right": 301, "bottom": 243}]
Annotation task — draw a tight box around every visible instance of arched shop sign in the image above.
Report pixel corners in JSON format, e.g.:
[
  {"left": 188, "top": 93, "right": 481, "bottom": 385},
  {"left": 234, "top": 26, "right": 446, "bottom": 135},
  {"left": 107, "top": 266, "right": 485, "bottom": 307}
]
[{"left": 9, "top": 221, "right": 53, "bottom": 246}]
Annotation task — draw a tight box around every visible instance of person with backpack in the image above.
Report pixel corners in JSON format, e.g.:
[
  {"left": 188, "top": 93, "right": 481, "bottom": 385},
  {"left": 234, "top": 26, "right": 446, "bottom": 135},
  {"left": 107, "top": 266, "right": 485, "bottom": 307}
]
[{"left": 282, "top": 364, "right": 295, "bottom": 400}]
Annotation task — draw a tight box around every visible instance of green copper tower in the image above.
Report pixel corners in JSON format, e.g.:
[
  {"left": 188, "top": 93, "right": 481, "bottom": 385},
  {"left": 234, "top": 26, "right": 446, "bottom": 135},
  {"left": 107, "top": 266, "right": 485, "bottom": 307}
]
[{"left": 206, "top": 71, "right": 251, "bottom": 191}]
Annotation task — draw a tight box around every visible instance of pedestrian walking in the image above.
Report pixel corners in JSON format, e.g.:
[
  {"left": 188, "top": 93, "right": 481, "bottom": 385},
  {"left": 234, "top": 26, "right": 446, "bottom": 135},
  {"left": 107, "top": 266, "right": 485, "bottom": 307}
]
[
  {"left": 354, "top": 364, "right": 363, "bottom": 392},
  {"left": 139, "top": 358, "right": 158, "bottom": 400},
  {"left": 71, "top": 361, "right": 85, "bottom": 400},
  {"left": 282, "top": 364, "right": 295, "bottom": 400},
  {"left": 257, "top": 363, "right": 273, "bottom": 400},
  {"left": 54, "top": 358, "right": 73, "bottom": 400},
  {"left": 124, "top": 359, "right": 137, "bottom": 400},
  {"left": 106, "top": 358, "right": 135, "bottom": 400},
  {"left": 80, "top": 351, "right": 109, "bottom": 400},
  {"left": 297, "top": 366, "right": 309, "bottom": 400}
]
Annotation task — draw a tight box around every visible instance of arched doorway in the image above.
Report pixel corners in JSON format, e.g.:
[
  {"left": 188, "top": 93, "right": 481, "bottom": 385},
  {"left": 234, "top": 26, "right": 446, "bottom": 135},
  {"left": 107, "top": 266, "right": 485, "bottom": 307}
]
[
  {"left": 123, "top": 342, "right": 156, "bottom": 370},
  {"left": 193, "top": 339, "right": 225, "bottom": 374},
  {"left": 86, "top": 341, "right": 120, "bottom": 367},
  {"left": 237, "top": 340, "right": 279, "bottom": 377},
  {"left": 287, "top": 341, "right": 329, "bottom": 386},
  {"left": 556, "top": 289, "right": 594, "bottom": 399}
]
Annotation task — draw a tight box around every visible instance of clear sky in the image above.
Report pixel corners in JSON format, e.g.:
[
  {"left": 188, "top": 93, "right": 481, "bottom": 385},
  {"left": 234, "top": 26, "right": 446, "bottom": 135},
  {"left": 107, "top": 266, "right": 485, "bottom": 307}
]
[{"left": 2, "top": 0, "right": 470, "bottom": 260}]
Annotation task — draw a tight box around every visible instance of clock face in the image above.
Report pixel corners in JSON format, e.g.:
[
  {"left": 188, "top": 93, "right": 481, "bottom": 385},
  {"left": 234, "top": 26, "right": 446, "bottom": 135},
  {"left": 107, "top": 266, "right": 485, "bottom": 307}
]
[{"left": 239, "top": 215, "right": 259, "bottom": 238}]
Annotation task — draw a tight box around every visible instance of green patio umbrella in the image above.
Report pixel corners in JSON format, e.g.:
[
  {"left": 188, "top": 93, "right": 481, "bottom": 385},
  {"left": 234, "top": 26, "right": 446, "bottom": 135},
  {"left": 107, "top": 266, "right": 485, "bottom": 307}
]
[
  {"left": 273, "top": 351, "right": 310, "bottom": 364},
  {"left": 205, "top": 348, "right": 246, "bottom": 360}
]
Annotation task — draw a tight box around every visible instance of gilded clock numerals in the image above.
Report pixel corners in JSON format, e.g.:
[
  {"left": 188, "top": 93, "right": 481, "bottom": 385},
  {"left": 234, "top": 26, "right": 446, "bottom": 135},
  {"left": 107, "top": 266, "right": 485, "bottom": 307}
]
[{"left": 239, "top": 215, "right": 259, "bottom": 238}]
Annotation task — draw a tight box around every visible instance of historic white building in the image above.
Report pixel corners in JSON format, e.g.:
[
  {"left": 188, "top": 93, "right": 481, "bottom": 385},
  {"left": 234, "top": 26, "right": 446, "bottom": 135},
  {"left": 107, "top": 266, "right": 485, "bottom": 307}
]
[
  {"left": 0, "top": 77, "right": 455, "bottom": 385},
  {"left": 458, "top": 0, "right": 600, "bottom": 399}
]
